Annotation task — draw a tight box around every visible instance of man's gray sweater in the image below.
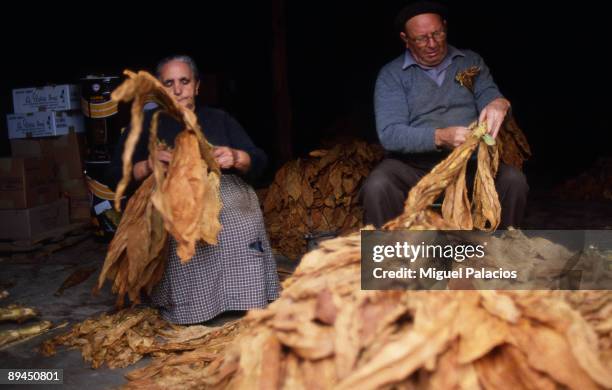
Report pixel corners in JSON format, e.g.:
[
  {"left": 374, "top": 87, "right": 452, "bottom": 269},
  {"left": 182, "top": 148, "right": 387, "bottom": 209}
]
[{"left": 374, "top": 46, "right": 503, "bottom": 154}]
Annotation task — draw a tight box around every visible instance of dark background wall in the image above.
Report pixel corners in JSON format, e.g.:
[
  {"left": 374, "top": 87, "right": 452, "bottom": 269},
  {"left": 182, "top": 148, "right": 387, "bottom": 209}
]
[{"left": 1, "top": 1, "right": 610, "bottom": 188}]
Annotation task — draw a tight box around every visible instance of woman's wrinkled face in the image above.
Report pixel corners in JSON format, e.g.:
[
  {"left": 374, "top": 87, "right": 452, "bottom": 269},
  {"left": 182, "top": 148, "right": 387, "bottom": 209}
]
[{"left": 159, "top": 60, "right": 200, "bottom": 111}]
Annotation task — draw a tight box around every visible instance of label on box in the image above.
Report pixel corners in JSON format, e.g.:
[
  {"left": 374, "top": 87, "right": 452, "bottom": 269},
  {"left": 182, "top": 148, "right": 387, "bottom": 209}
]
[
  {"left": 94, "top": 200, "right": 111, "bottom": 215},
  {"left": 7, "top": 111, "right": 85, "bottom": 139},
  {"left": 13, "top": 85, "right": 80, "bottom": 114}
]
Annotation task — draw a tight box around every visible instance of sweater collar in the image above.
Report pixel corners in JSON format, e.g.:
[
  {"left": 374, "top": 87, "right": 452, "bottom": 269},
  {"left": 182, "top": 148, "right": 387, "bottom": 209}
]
[{"left": 402, "top": 45, "right": 465, "bottom": 71}]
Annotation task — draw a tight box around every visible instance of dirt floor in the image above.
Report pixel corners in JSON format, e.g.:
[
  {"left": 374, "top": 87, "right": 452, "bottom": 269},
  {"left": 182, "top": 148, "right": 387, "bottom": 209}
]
[{"left": 0, "top": 194, "right": 610, "bottom": 389}]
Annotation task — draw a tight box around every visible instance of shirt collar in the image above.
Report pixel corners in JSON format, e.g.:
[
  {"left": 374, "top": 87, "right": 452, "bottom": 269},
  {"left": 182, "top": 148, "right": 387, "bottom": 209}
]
[{"left": 402, "top": 45, "right": 465, "bottom": 71}]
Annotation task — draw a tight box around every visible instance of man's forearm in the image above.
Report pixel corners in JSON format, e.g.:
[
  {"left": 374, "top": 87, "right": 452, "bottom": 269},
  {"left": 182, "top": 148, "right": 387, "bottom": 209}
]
[{"left": 377, "top": 123, "right": 438, "bottom": 154}]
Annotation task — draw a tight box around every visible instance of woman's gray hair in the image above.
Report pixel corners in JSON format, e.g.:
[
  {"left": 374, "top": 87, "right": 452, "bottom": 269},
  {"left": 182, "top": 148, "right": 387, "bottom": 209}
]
[{"left": 155, "top": 55, "right": 200, "bottom": 81}]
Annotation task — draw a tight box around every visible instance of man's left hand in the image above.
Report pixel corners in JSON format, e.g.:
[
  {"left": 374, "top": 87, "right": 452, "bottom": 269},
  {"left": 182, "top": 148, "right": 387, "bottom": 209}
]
[{"left": 479, "top": 98, "right": 511, "bottom": 139}]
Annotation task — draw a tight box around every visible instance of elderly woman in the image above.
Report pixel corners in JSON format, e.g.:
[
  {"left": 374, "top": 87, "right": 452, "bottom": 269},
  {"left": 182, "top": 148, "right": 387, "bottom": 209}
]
[{"left": 108, "top": 55, "right": 279, "bottom": 324}]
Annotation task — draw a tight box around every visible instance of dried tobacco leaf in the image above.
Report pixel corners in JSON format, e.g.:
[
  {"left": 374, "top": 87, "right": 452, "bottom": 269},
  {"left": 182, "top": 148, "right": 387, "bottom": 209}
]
[
  {"left": 474, "top": 345, "right": 557, "bottom": 390},
  {"left": 498, "top": 114, "right": 531, "bottom": 170},
  {"left": 455, "top": 66, "right": 481, "bottom": 92},
  {"left": 96, "top": 176, "right": 164, "bottom": 306},
  {"left": 472, "top": 141, "right": 501, "bottom": 231},
  {"left": 0, "top": 321, "right": 52, "bottom": 348},
  {"left": 151, "top": 131, "right": 221, "bottom": 261},
  {"left": 55, "top": 266, "right": 97, "bottom": 297},
  {"left": 0, "top": 305, "right": 38, "bottom": 323}
]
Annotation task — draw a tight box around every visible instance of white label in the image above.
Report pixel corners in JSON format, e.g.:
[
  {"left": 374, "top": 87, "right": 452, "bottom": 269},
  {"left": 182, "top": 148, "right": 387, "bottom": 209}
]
[{"left": 94, "top": 200, "right": 112, "bottom": 215}]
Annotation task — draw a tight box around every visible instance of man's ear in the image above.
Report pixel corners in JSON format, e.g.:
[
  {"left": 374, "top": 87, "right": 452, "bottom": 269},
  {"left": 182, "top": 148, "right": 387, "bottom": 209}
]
[{"left": 400, "top": 32, "right": 409, "bottom": 45}]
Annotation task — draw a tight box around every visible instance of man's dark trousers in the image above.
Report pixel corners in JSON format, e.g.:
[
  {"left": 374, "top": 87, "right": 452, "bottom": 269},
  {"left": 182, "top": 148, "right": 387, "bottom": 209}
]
[{"left": 360, "top": 154, "right": 529, "bottom": 228}]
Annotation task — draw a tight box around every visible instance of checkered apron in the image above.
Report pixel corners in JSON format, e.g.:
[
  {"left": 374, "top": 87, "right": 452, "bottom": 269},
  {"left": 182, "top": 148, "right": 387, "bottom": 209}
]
[{"left": 149, "top": 174, "right": 280, "bottom": 324}]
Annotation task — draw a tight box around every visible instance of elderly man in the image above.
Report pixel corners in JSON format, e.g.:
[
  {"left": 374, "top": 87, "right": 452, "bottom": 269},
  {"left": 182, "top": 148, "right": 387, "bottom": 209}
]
[{"left": 361, "top": 1, "right": 528, "bottom": 228}]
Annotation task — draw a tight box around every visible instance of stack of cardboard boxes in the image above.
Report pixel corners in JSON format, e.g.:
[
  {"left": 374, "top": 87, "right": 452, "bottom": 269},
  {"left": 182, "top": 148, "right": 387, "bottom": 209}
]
[{"left": 0, "top": 85, "right": 90, "bottom": 242}]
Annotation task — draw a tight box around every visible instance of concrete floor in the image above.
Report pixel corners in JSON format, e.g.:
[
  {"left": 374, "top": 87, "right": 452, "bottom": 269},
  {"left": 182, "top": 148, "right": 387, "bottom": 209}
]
[
  {"left": 0, "top": 195, "right": 611, "bottom": 389},
  {"left": 0, "top": 238, "right": 138, "bottom": 389}
]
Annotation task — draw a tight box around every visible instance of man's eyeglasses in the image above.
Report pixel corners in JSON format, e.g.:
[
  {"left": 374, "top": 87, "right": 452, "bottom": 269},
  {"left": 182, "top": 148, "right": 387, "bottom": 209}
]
[{"left": 411, "top": 30, "right": 446, "bottom": 46}]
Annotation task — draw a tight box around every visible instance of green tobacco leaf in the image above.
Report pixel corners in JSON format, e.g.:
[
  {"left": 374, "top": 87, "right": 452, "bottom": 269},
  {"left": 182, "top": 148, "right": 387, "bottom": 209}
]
[{"left": 482, "top": 134, "right": 496, "bottom": 146}]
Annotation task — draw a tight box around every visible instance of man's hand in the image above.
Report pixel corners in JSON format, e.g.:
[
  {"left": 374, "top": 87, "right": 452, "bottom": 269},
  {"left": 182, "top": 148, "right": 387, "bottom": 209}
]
[
  {"left": 434, "top": 126, "right": 471, "bottom": 149},
  {"left": 479, "top": 98, "right": 510, "bottom": 139},
  {"left": 213, "top": 146, "right": 251, "bottom": 173},
  {"left": 133, "top": 149, "right": 173, "bottom": 181}
]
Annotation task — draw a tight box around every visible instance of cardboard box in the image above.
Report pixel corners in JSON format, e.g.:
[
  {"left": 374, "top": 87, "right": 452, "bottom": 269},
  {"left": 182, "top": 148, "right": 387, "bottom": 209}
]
[
  {"left": 10, "top": 132, "right": 85, "bottom": 181},
  {"left": 7, "top": 111, "right": 85, "bottom": 139},
  {"left": 59, "top": 178, "right": 88, "bottom": 196},
  {"left": 13, "top": 84, "right": 80, "bottom": 114},
  {"left": 67, "top": 195, "right": 91, "bottom": 222},
  {"left": 10, "top": 136, "right": 89, "bottom": 221},
  {"left": 0, "top": 157, "right": 59, "bottom": 209},
  {"left": 52, "top": 133, "right": 86, "bottom": 181},
  {"left": 60, "top": 178, "right": 91, "bottom": 222},
  {"left": 0, "top": 198, "right": 69, "bottom": 240},
  {"left": 9, "top": 137, "right": 55, "bottom": 159}
]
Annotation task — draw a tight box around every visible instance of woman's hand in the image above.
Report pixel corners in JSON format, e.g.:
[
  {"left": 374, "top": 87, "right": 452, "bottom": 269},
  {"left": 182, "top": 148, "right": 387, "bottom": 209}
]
[
  {"left": 213, "top": 146, "right": 251, "bottom": 173},
  {"left": 133, "top": 149, "right": 173, "bottom": 181}
]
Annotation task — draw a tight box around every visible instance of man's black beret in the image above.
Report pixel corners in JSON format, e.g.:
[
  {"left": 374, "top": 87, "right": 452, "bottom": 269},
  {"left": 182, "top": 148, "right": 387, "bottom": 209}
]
[{"left": 395, "top": 1, "right": 449, "bottom": 33}]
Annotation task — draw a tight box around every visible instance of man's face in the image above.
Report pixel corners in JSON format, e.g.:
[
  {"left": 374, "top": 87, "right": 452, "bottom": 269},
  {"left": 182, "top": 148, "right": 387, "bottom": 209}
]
[
  {"left": 159, "top": 60, "right": 200, "bottom": 111},
  {"left": 400, "top": 13, "right": 448, "bottom": 67}
]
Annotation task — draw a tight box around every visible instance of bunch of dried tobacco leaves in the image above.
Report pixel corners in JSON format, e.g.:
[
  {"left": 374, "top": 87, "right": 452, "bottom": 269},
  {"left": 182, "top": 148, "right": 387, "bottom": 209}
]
[
  {"left": 96, "top": 71, "right": 222, "bottom": 307},
  {"left": 135, "top": 124, "right": 609, "bottom": 389},
  {"left": 50, "top": 118, "right": 612, "bottom": 390},
  {"left": 40, "top": 308, "right": 242, "bottom": 371},
  {"left": 262, "top": 140, "right": 383, "bottom": 259}
]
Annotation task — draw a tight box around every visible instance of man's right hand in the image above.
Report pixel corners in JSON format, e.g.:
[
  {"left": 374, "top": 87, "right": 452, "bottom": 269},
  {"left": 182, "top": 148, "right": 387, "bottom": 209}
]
[
  {"left": 434, "top": 126, "right": 470, "bottom": 150},
  {"left": 133, "top": 149, "right": 173, "bottom": 181}
]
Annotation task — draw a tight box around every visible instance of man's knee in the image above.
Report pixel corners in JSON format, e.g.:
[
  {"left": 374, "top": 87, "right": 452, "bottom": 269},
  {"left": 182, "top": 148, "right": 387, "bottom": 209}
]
[
  {"left": 360, "top": 170, "right": 395, "bottom": 202},
  {"left": 360, "top": 160, "right": 415, "bottom": 227},
  {"left": 497, "top": 165, "right": 529, "bottom": 195}
]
